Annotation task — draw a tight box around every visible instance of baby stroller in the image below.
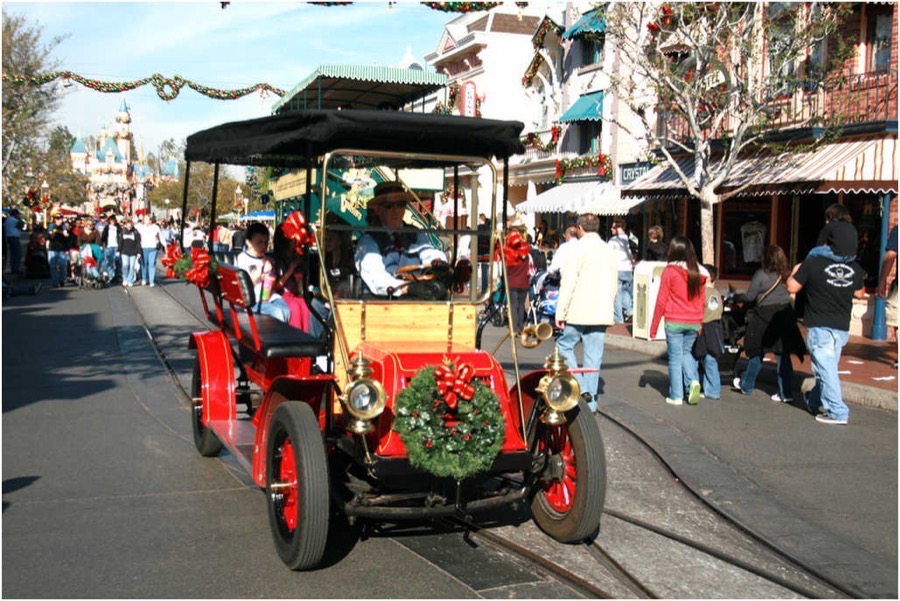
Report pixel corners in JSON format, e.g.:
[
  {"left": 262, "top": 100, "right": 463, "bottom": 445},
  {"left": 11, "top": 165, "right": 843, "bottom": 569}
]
[
  {"left": 24, "top": 230, "right": 50, "bottom": 279},
  {"left": 526, "top": 270, "right": 561, "bottom": 334},
  {"left": 75, "top": 243, "right": 104, "bottom": 289},
  {"left": 718, "top": 293, "right": 748, "bottom": 376},
  {"left": 478, "top": 280, "right": 508, "bottom": 328}
]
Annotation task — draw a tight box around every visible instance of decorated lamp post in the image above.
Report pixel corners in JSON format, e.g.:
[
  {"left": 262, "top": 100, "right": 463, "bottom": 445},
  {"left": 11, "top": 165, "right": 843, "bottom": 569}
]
[
  {"left": 40, "top": 180, "right": 50, "bottom": 227},
  {"left": 165, "top": 198, "right": 171, "bottom": 220}
]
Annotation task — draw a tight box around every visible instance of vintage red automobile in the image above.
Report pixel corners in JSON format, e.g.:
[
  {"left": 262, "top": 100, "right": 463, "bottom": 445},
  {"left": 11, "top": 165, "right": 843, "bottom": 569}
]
[{"left": 180, "top": 110, "right": 606, "bottom": 570}]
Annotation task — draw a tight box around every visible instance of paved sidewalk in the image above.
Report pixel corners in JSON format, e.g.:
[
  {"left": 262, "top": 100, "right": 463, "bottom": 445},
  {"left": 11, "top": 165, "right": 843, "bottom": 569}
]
[{"left": 604, "top": 323, "right": 898, "bottom": 413}]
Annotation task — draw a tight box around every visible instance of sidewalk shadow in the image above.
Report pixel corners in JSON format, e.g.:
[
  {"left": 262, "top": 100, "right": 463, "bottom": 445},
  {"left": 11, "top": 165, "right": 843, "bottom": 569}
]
[
  {"left": 638, "top": 369, "right": 669, "bottom": 399},
  {"left": 2, "top": 476, "right": 41, "bottom": 513}
]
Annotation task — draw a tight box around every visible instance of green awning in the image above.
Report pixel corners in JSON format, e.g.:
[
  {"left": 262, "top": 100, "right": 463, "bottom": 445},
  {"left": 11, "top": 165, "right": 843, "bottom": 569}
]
[
  {"left": 559, "top": 91, "right": 604, "bottom": 123},
  {"left": 273, "top": 65, "right": 448, "bottom": 113},
  {"left": 562, "top": 9, "right": 606, "bottom": 40}
]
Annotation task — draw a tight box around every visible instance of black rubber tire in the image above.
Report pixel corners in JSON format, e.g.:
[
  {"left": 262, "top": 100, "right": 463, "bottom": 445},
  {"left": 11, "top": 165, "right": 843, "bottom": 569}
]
[
  {"left": 265, "top": 401, "right": 330, "bottom": 571},
  {"left": 530, "top": 399, "right": 607, "bottom": 543},
  {"left": 191, "top": 357, "right": 223, "bottom": 457}
]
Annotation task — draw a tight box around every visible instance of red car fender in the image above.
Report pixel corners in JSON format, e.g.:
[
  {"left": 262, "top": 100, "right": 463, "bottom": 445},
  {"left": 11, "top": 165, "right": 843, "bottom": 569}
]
[
  {"left": 508, "top": 369, "right": 547, "bottom": 437},
  {"left": 251, "top": 374, "right": 335, "bottom": 488},
  {"left": 190, "top": 330, "right": 236, "bottom": 425}
]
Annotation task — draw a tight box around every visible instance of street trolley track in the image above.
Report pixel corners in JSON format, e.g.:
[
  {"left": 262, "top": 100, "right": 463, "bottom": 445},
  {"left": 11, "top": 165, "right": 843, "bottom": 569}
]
[
  {"left": 130, "top": 284, "right": 854, "bottom": 597},
  {"left": 595, "top": 409, "right": 858, "bottom": 598}
]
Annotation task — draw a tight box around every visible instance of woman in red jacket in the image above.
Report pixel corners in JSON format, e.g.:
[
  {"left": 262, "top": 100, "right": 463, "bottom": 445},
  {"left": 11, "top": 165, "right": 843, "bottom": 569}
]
[{"left": 650, "top": 236, "right": 708, "bottom": 406}]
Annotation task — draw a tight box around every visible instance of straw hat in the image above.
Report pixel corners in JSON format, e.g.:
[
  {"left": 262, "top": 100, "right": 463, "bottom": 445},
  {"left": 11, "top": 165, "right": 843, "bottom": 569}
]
[{"left": 369, "top": 181, "right": 413, "bottom": 206}]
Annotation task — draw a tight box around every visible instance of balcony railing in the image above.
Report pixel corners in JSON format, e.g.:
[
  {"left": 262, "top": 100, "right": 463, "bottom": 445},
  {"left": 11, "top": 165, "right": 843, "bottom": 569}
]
[
  {"left": 520, "top": 128, "right": 560, "bottom": 162},
  {"left": 656, "top": 69, "right": 898, "bottom": 143}
]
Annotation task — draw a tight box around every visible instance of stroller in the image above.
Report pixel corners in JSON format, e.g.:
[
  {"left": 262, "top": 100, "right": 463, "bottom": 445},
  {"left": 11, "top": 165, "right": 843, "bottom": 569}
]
[
  {"left": 24, "top": 230, "right": 50, "bottom": 279},
  {"left": 526, "top": 270, "right": 561, "bottom": 334},
  {"left": 478, "top": 279, "right": 508, "bottom": 328},
  {"left": 75, "top": 243, "right": 104, "bottom": 289},
  {"left": 717, "top": 293, "right": 748, "bottom": 376}
]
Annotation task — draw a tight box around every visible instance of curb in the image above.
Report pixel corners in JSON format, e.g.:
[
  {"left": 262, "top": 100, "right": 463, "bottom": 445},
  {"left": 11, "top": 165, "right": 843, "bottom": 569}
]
[{"left": 605, "top": 334, "right": 898, "bottom": 414}]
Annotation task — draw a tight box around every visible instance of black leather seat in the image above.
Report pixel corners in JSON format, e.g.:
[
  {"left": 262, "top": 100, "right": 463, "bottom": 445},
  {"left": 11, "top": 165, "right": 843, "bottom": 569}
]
[{"left": 210, "top": 263, "right": 326, "bottom": 359}]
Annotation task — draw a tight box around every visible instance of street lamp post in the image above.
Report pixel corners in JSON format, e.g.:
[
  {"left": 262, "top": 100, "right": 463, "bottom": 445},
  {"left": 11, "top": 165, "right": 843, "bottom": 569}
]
[
  {"left": 40, "top": 180, "right": 50, "bottom": 228},
  {"left": 165, "top": 198, "right": 170, "bottom": 221}
]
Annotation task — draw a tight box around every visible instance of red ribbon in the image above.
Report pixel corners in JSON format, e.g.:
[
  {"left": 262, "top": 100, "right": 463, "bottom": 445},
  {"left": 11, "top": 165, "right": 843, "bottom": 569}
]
[
  {"left": 494, "top": 229, "right": 529, "bottom": 266},
  {"left": 160, "top": 241, "right": 183, "bottom": 279},
  {"left": 282, "top": 211, "right": 312, "bottom": 255},
  {"left": 434, "top": 362, "right": 476, "bottom": 411},
  {"left": 184, "top": 248, "right": 211, "bottom": 288}
]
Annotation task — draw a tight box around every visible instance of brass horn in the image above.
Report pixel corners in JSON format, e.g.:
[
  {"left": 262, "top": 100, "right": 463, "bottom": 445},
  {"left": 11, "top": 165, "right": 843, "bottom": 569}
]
[{"left": 519, "top": 322, "right": 554, "bottom": 348}]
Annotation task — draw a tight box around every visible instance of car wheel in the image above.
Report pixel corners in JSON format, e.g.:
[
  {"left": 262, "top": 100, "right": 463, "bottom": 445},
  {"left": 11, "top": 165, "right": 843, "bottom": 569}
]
[
  {"left": 530, "top": 398, "right": 606, "bottom": 542},
  {"left": 191, "top": 357, "right": 223, "bottom": 457},
  {"left": 266, "top": 401, "right": 329, "bottom": 571}
]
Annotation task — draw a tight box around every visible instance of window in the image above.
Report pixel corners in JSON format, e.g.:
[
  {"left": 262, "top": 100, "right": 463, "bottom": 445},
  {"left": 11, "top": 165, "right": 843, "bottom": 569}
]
[
  {"left": 868, "top": 7, "right": 892, "bottom": 72},
  {"left": 580, "top": 34, "right": 604, "bottom": 67},
  {"left": 719, "top": 199, "right": 771, "bottom": 277},
  {"left": 578, "top": 121, "right": 602, "bottom": 155}
]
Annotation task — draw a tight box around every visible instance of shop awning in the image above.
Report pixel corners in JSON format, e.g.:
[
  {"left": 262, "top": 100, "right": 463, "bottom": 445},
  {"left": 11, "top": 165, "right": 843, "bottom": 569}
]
[
  {"left": 559, "top": 91, "right": 604, "bottom": 123},
  {"left": 516, "top": 180, "right": 646, "bottom": 215},
  {"left": 562, "top": 9, "right": 606, "bottom": 40},
  {"left": 625, "top": 138, "right": 898, "bottom": 196}
]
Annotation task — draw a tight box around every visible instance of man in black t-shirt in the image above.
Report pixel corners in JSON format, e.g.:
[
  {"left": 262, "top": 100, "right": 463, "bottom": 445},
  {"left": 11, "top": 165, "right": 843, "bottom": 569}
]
[{"left": 787, "top": 255, "right": 865, "bottom": 425}]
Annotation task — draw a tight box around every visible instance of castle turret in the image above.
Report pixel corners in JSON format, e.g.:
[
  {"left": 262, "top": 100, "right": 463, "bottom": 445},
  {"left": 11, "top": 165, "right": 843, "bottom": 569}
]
[{"left": 115, "top": 97, "right": 132, "bottom": 163}]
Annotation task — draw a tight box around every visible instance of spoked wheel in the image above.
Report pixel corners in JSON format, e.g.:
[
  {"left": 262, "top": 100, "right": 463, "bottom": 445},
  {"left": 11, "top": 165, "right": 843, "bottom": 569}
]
[
  {"left": 266, "top": 401, "right": 329, "bottom": 571},
  {"left": 191, "top": 357, "right": 223, "bottom": 457},
  {"left": 530, "top": 399, "right": 606, "bottom": 542}
]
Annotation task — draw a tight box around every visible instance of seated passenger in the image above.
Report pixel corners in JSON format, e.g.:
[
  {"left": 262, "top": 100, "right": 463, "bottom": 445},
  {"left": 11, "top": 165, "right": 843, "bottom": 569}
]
[
  {"left": 355, "top": 182, "right": 447, "bottom": 297},
  {"left": 273, "top": 223, "right": 311, "bottom": 331},
  {"left": 235, "top": 222, "right": 291, "bottom": 323}
]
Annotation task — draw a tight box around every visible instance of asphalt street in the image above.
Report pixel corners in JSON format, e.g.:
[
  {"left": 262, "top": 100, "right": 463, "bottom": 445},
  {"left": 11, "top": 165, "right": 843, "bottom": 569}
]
[{"left": 3, "top": 282, "right": 897, "bottom": 597}]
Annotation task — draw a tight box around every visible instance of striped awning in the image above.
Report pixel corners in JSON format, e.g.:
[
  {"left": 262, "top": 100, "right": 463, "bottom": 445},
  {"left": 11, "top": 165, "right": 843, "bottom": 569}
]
[
  {"left": 562, "top": 9, "right": 606, "bottom": 40},
  {"left": 516, "top": 180, "right": 647, "bottom": 215},
  {"left": 625, "top": 138, "right": 898, "bottom": 196},
  {"left": 559, "top": 91, "right": 604, "bottom": 123},
  {"left": 273, "top": 65, "right": 448, "bottom": 112}
]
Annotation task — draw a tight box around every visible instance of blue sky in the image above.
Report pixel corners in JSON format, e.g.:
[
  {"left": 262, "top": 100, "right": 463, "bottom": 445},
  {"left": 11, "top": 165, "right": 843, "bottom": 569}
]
[{"left": 5, "top": 1, "right": 456, "bottom": 159}]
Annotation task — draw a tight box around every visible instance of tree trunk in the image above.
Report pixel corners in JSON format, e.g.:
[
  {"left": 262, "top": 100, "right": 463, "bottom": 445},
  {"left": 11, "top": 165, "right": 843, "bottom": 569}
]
[{"left": 698, "top": 189, "right": 718, "bottom": 266}]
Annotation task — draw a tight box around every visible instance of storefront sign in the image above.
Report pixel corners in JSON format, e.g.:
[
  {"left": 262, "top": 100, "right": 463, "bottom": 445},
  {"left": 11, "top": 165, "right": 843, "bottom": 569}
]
[
  {"left": 620, "top": 162, "right": 654, "bottom": 186},
  {"left": 462, "top": 81, "right": 477, "bottom": 117}
]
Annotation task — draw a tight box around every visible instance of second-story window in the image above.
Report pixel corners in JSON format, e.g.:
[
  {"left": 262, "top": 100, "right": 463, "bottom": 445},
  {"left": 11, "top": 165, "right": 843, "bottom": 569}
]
[
  {"left": 578, "top": 121, "right": 602, "bottom": 155},
  {"left": 868, "top": 6, "right": 892, "bottom": 73},
  {"left": 580, "top": 34, "right": 604, "bottom": 67}
]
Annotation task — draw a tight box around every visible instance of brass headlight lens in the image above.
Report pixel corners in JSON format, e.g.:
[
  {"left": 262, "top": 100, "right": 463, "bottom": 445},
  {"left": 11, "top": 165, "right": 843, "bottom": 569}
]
[
  {"left": 543, "top": 374, "right": 580, "bottom": 413},
  {"left": 344, "top": 377, "right": 386, "bottom": 421}
]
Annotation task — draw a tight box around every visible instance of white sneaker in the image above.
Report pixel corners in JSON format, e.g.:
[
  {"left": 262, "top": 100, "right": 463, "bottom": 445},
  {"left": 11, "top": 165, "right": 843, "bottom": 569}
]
[
  {"left": 666, "top": 397, "right": 683, "bottom": 406},
  {"left": 770, "top": 393, "right": 793, "bottom": 403},
  {"left": 816, "top": 414, "right": 848, "bottom": 425}
]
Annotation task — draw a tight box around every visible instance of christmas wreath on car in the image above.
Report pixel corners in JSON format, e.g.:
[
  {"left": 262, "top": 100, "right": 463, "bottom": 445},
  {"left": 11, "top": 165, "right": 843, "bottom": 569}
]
[{"left": 393, "top": 361, "right": 505, "bottom": 480}]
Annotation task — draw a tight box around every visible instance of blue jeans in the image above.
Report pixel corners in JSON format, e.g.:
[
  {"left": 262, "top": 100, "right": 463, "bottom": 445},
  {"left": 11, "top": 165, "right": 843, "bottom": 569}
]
[
  {"left": 614, "top": 270, "right": 633, "bottom": 322},
  {"left": 740, "top": 354, "right": 794, "bottom": 399},
  {"left": 121, "top": 254, "right": 139, "bottom": 285},
  {"left": 805, "top": 327, "right": 850, "bottom": 420},
  {"left": 141, "top": 247, "right": 158, "bottom": 284},
  {"left": 556, "top": 324, "right": 606, "bottom": 401},
  {"left": 48, "top": 250, "right": 68, "bottom": 286},
  {"left": 7, "top": 236, "right": 23, "bottom": 273},
  {"left": 664, "top": 327, "right": 700, "bottom": 401},
  {"left": 700, "top": 354, "right": 721, "bottom": 398},
  {"left": 101, "top": 248, "right": 118, "bottom": 280},
  {"left": 256, "top": 297, "right": 291, "bottom": 323}
]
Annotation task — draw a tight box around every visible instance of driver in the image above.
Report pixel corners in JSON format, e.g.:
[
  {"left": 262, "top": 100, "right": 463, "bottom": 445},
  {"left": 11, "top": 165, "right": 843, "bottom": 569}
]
[{"left": 355, "top": 181, "right": 447, "bottom": 297}]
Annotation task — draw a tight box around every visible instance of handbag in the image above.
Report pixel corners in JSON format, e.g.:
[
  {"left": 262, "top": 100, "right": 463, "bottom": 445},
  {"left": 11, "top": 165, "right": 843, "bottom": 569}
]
[{"left": 745, "top": 276, "right": 782, "bottom": 320}]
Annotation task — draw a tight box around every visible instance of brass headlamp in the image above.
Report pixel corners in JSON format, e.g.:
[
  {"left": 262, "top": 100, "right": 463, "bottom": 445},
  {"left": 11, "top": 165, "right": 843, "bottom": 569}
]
[
  {"left": 341, "top": 353, "right": 386, "bottom": 434},
  {"left": 535, "top": 348, "right": 581, "bottom": 425}
]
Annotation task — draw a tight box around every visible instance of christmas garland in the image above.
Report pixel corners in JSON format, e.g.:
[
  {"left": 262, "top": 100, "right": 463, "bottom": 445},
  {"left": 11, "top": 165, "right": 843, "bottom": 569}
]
[
  {"left": 2, "top": 71, "right": 286, "bottom": 102},
  {"left": 555, "top": 152, "right": 612, "bottom": 183},
  {"left": 421, "top": 2, "right": 502, "bottom": 12},
  {"left": 432, "top": 81, "right": 482, "bottom": 117},
  {"left": 393, "top": 363, "right": 505, "bottom": 480},
  {"left": 523, "top": 125, "right": 560, "bottom": 152}
]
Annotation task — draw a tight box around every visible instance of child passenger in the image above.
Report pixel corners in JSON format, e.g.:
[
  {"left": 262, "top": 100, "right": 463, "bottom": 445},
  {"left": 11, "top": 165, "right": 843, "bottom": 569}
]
[{"left": 235, "top": 222, "right": 291, "bottom": 323}]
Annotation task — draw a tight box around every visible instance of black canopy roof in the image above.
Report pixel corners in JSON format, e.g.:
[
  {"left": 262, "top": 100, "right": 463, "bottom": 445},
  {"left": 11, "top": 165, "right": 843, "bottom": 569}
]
[{"left": 184, "top": 109, "right": 525, "bottom": 168}]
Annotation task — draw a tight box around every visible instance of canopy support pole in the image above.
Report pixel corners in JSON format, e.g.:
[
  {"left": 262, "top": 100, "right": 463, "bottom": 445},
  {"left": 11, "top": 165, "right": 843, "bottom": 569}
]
[
  {"left": 179, "top": 161, "right": 191, "bottom": 250},
  {"left": 207, "top": 163, "right": 220, "bottom": 249}
]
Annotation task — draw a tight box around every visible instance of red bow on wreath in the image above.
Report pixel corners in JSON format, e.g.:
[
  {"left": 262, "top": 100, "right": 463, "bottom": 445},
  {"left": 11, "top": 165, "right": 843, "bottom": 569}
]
[
  {"left": 494, "top": 229, "right": 529, "bottom": 266},
  {"left": 434, "top": 362, "right": 477, "bottom": 411},
  {"left": 135, "top": 208, "right": 148, "bottom": 218},
  {"left": 184, "top": 248, "right": 212, "bottom": 288},
  {"left": 161, "top": 242, "right": 182, "bottom": 279},
  {"left": 282, "top": 211, "right": 312, "bottom": 254}
]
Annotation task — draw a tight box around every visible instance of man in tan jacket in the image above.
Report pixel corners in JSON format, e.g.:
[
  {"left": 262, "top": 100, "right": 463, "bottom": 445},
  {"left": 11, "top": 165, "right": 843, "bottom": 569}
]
[{"left": 555, "top": 213, "right": 618, "bottom": 412}]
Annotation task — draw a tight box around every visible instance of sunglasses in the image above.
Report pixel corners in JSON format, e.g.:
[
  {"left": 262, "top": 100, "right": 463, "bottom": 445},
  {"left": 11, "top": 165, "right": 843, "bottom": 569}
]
[{"left": 380, "top": 201, "right": 407, "bottom": 210}]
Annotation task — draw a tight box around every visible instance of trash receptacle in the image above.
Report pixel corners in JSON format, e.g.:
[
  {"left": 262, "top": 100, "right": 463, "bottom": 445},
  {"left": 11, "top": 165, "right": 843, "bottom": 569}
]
[{"left": 633, "top": 261, "right": 667, "bottom": 340}]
